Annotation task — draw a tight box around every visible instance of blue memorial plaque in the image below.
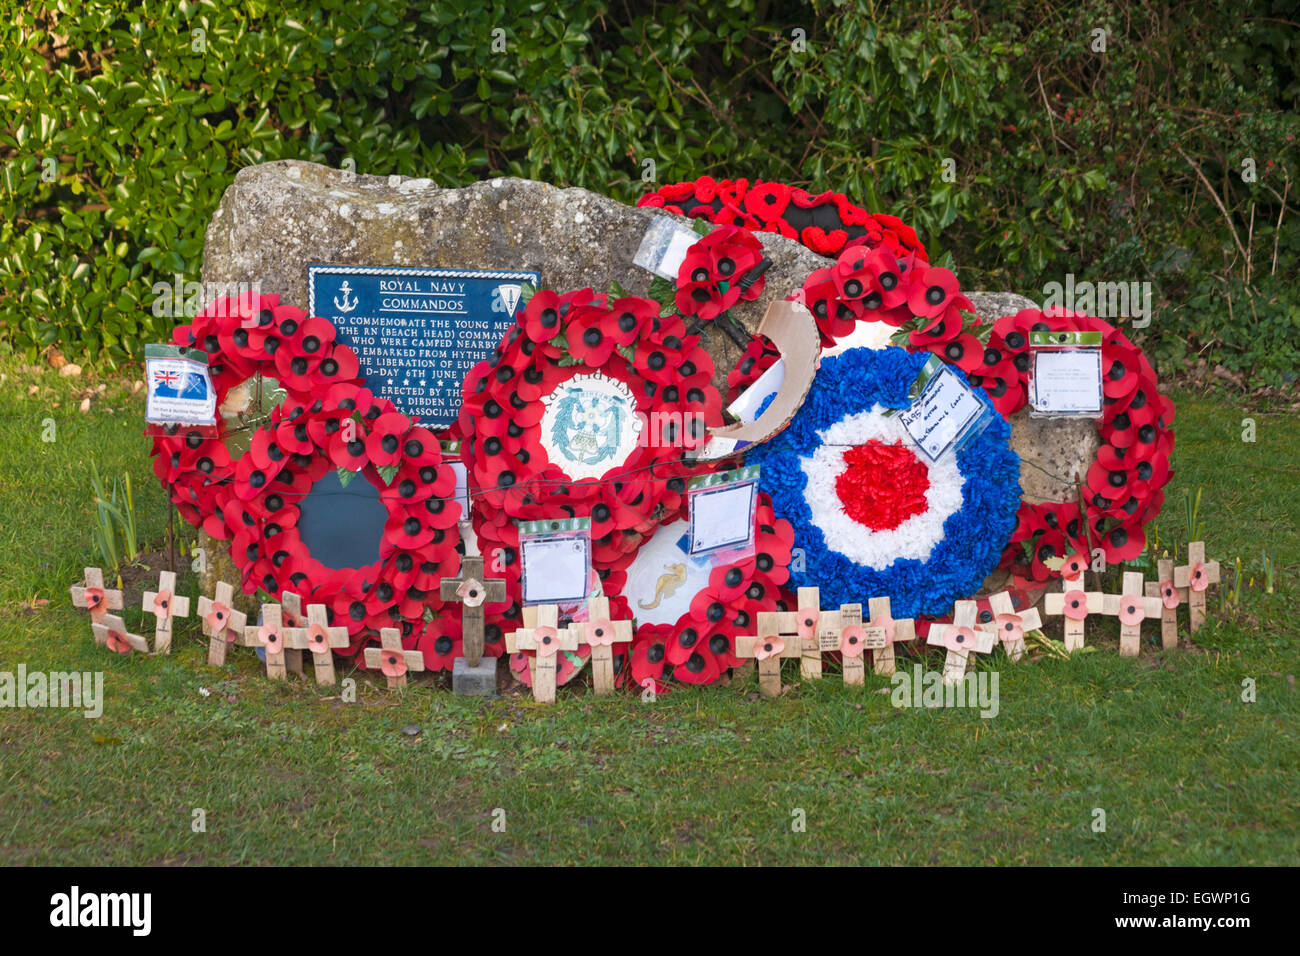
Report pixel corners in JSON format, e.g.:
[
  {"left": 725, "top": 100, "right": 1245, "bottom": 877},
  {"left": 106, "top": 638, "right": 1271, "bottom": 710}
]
[{"left": 308, "top": 265, "right": 540, "bottom": 428}]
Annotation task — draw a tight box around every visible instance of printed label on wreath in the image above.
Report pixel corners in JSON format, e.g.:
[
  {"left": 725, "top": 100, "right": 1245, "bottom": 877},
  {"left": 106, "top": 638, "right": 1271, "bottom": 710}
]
[
  {"left": 518, "top": 517, "right": 592, "bottom": 606},
  {"left": 1030, "top": 347, "right": 1104, "bottom": 416},
  {"left": 145, "top": 344, "right": 217, "bottom": 425},
  {"left": 308, "top": 265, "right": 540, "bottom": 427},
  {"left": 896, "top": 364, "right": 985, "bottom": 462},
  {"left": 688, "top": 466, "right": 758, "bottom": 556},
  {"left": 539, "top": 372, "right": 643, "bottom": 479}
]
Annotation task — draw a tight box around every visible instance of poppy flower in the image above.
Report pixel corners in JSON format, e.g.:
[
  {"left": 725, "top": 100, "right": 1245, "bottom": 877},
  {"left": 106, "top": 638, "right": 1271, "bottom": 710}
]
[
  {"left": 585, "top": 619, "right": 617, "bottom": 647},
  {"left": 522, "top": 290, "right": 566, "bottom": 344},
  {"left": 993, "top": 614, "right": 1025, "bottom": 647},
  {"left": 1161, "top": 579, "right": 1180, "bottom": 609},
  {"left": 206, "top": 602, "right": 233, "bottom": 635},
  {"left": 629, "top": 626, "right": 671, "bottom": 693},
  {"left": 934, "top": 333, "right": 986, "bottom": 373},
  {"left": 365, "top": 413, "right": 411, "bottom": 468},
  {"left": 866, "top": 250, "right": 908, "bottom": 308},
  {"left": 456, "top": 576, "right": 488, "bottom": 608},
  {"left": 152, "top": 590, "right": 174, "bottom": 619},
  {"left": 939, "top": 625, "right": 978, "bottom": 654},
  {"left": 532, "top": 625, "right": 560, "bottom": 657},
  {"left": 796, "top": 607, "right": 819, "bottom": 643},
  {"left": 753, "top": 633, "right": 786, "bottom": 661},
  {"left": 908, "top": 302, "right": 966, "bottom": 347},
  {"left": 743, "top": 181, "right": 790, "bottom": 222},
  {"left": 1188, "top": 562, "right": 1210, "bottom": 593},
  {"left": 105, "top": 629, "right": 134, "bottom": 655},
  {"left": 259, "top": 624, "right": 282, "bottom": 655},
  {"left": 1062, "top": 590, "right": 1091, "bottom": 620},
  {"left": 907, "top": 265, "right": 961, "bottom": 319},
  {"left": 1118, "top": 598, "right": 1147, "bottom": 627},
  {"left": 83, "top": 587, "right": 108, "bottom": 618},
  {"left": 1061, "top": 553, "right": 1087, "bottom": 581},
  {"left": 800, "top": 225, "right": 849, "bottom": 255},
  {"left": 309, "top": 343, "right": 360, "bottom": 388},
  {"left": 307, "top": 624, "right": 331, "bottom": 653},
  {"left": 379, "top": 647, "right": 408, "bottom": 678},
  {"left": 840, "top": 624, "right": 867, "bottom": 658},
  {"left": 566, "top": 307, "right": 619, "bottom": 366},
  {"left": 608, "top": 297, "right": 656, "bottom": 348}
]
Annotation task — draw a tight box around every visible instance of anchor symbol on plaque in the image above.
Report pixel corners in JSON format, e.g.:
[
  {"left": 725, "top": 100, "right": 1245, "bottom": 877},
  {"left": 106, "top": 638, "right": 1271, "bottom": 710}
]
[{"left": 334, "top": 280, "right": 358, "bottom": 313}]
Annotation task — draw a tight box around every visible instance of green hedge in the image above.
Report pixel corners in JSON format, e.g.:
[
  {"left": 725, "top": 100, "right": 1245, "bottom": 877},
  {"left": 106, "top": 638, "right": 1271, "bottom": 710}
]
[{"left": 2, "top": 0, "right": 1297, "bottom": 386}]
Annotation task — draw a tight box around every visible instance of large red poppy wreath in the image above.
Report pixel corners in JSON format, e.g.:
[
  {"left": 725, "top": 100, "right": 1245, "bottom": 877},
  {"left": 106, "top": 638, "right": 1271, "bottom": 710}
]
[
  {"left": 456, "top": 287, "right": 730, "bottom": 683},
  {"left": 152, "top": 293, "right": 465, "bottom": 667}
]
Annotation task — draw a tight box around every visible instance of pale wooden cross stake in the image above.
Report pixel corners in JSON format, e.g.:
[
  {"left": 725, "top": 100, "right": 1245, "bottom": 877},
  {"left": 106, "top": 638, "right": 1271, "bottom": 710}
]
[
  {"left": 1101, "top": 571, "right": 1164, "bottom": 657},
  {"left": 142, "top": 570, "right": 190, "bottom": 654},
  {"left": 506, "top": 604, "right": 579, "bottom": 704},
  {"left": 69, "top": 567, "right": 124, "bottom": 631},
  {"left": 811, "top": 601, "right": 870, "bottom": 684},
  {"left": 977, "top": 591, "right": 1041, "bottom": 662},
  {"left": 281, "top": 603, "right": 350, "bottom": 685},
  {"left": 363, "top": 627, "right": 426, "bottom": 690},
  {"left": 581, "top": 596, "right": 633, "bottom": 696},
  {"left": 198, "top": 581, "right": 248, "bottom": 667},
  {"left": 1173, "top": 541, "right": 1220, "bottom": 635},
  {"left": 439, "top": 555, "right": 507, "bottom": 667},
  {"left": 736, "top": 609, "right": 804, "bottom": 697},
  {"left": 926, "top": 600, "right": 996, "bottom": 684},
  {"left": 866, "top": 595, "right": 918, "bottom": 676},
  {"left": 1144, "top": 556, "right": 1179, "bottom": 649},
  {"left": 237, "top": 603, "right": 288, "bottom": 680},
  {"left": 280, "top": 591, "right": 306, "bottom": 677},
  {"left": 1043, "top": 571, "right": 1105, "bottom": 652},
  {"left": 91, "top": 614, "right": 149, "bottom": 654}
]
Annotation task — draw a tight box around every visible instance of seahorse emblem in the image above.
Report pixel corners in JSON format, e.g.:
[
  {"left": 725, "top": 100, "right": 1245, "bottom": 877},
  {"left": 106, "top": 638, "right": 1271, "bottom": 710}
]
[{"left": 639, "top": 563, "right": 687, "bottom": 610}]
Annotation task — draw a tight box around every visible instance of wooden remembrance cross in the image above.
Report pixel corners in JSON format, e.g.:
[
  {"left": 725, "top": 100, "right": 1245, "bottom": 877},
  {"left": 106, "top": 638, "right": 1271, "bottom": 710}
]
[
  {"left": 1173, "top": 541, "right": 1221, "bottom": 635},
  {"left": 505, "top": 604, "right": 579, "bottom": 704},
  {"left": 1145, "top": 556, "right": 1180, "bottom": 650},
  {"left": 977, "top": 590, "right": 1041, "bottom": 662},
  {"left": 198, "top": 581, "right": 248, "bottom": 667},
  {"left": 238, "top": 603, "right": 288, "bottom": 680},
  {"left": 866, "top": 595, "right": 918, "bottom": 676},
  {"left": 280, "top": 603, "right": 350, "bottom": 685},
  {"left": 70, "top": 567, "right": 124, "bottom": 634},
  {"left": 280, "top": 591, "right": 306, "bottom": 677},
  {"left": 142, "top": 569, "right": 191, "bottom": 654},
  {"left": 1101, "top": 571, "right": 1164, "bottom": 657},
  {"left": 581, "top": 596, "right": 633, "bottom": 696},
  {"left": 1043, "top": 573, "right": 1105, "bottom": 652},
  {"left": 736, "top": 609, "right": 803, "bottom": 697},
  {"left": 440, "top": 555, "right": 507, "bottom": 667},
  {"left": 926, "top": 600, "right": 996, "bottom": 684},
  {"left": 363, "top": 627, "right": 426, "bottom": 690}
]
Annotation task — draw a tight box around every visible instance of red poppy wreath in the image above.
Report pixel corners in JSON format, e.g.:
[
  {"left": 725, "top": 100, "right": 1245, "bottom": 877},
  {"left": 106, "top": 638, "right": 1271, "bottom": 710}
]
[
  {"left": 639, "top": 176, "right": 928, "bottom": 260},
  {"left": 151, "top": 293, "right": 465, "bottom": 662},
  {"left": 453, "top": 286, "right": 726, "bottom": 684}
]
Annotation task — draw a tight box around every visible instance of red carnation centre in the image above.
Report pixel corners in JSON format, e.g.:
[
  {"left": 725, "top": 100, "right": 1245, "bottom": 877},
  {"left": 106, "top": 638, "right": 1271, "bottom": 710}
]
[{"left": 835, "top": 441, "right": 930, "bottom": 531}]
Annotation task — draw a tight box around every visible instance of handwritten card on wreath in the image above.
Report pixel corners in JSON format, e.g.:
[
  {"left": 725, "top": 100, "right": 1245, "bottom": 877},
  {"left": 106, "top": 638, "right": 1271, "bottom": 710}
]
[{"left": 897, "top": 365, "right": 984, "bottom": 462}]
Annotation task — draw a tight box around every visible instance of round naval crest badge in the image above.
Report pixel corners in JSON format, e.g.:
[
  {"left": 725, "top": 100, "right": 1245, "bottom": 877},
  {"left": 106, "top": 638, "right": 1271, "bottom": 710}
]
[{"left": 539, "top": 372, "right": 643, "bottom": 480}]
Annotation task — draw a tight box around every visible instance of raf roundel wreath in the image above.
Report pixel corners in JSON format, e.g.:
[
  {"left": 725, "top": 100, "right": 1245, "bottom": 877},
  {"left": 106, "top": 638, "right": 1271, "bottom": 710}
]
[
  {"left": 151, "top": 293, "right": 465, "bottom": 666},
  {"left": 746, "top": 347, "right": 1022, "bottom": 620}
]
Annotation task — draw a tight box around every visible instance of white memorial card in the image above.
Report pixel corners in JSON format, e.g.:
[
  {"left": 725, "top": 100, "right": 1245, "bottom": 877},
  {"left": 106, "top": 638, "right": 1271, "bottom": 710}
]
[
  {"left": 1031, "top": 349, "right": 1104, "bottom": 414},
  {"left": 689, "top": 477, "right": 757, "bottom": 555},
  {"left": 897, "top": 365, "right": 984, "bottom": 462},
  {"left": 519, "top": 520, "right": 591, "bottom": 606}
]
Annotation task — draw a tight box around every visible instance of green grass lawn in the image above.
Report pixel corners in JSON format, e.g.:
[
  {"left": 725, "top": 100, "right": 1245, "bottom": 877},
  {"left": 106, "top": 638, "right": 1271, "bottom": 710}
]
[{"left": 0, "top": 357, "right": 1296, "bottom": 865}]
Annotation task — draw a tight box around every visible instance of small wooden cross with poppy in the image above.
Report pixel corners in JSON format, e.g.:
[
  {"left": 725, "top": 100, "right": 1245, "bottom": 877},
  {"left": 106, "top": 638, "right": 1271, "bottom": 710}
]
[
  {"left": 363, "top": 627, "right": 426, "bottom": 690},
  {"left": 440, "top": 555, "right": 507, "bottom": 667},
  {"left": 198, "top": 581, "right": 248, "bottom": 667},
  {"left": 812, "top": 601, "right": 871, "bottom": 685},
  {"left": 1173, "top": 541, "right": 1220, "bottom": 635},
  {"left": 865, "top": 595, "right": 918, "bottom": 676},
  {"left": 69, "top": 567, "right": 124, "bottom": 631},
  {"left": 579, "top": 596, "right": 632, "bottom": 696},
  {"left": 1101, "top": 571, "right": 1164, "bottom": 657},
  {"left": 238, "top": 603, "right": 288, "bottom": 680},
  {"left": 280, "top": 604, "right": 350, "bottom": 685},
  {"left": 506, "top": 604, "right": 579, "bottom": 704},
  {"left": 1043, "top": 562, "right": 1106, "bottom": 652},
  {"left": 976, "top": 591, "right": 1041, "bottom": 662},
  {"left": 926, "top": 600, "right": 996, "bottom": 684},
  {"left": 91, "top": 614, "right": 149, "bottom": 655},
  {"left": 1144, "top": 556, "right": 1179, "bottom": 649},
  {"left": 735, "top": 610, "right": 804, "bottom": 697},
  {"left": 279, "top": 591, "right": 306, "bottom": 677},
  {"left": 792, "top": 587, "right": 825, "bottom": 680},
  {"left": 142, "top": 570, "right": 191, "bottom": 654}
]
